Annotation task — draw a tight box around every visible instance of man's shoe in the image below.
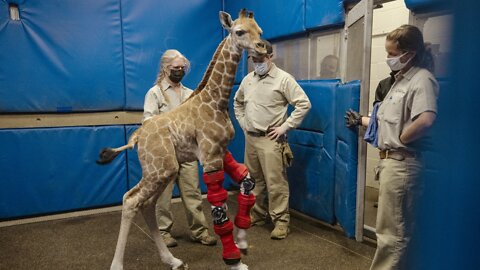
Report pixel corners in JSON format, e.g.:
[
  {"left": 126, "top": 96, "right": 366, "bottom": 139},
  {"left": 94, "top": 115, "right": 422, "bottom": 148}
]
[
  {"left": 161, "top": 233, "right": 178, "bottom": 248},
  {"left": 270, "top": 223, "right": 289, "bottom": 240},
  {"left": 191, "top": 234, "right": 217, "bottom": 246}
]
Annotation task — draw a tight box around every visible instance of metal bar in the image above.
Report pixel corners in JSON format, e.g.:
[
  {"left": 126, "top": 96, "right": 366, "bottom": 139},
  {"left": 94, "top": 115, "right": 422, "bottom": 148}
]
[{"left": 355, "top": 0, "right": 374, "bottom": 242}]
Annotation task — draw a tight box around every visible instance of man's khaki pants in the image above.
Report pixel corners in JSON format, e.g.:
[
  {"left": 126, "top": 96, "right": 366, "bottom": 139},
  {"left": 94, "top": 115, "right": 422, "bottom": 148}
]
[
  {"left": 245, "top": 134, "right": 290, "bottom": 226},
  {"left": 370, "top": 157, "right": 423, "bottom": 270},
  {"left": 155, "top": 161, "right": 210, "bottom": 239}
]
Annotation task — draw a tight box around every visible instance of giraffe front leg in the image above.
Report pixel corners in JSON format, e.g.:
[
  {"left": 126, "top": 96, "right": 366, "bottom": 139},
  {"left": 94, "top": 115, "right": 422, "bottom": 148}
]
[
  {"left": 140, "top": 202, "right": 186, "bottom": 270},
  {"left": 203, "top": 170, "right": 242, "bottom": 266},
  {"left": 110, "top": 192, "right": 139, "bottom": 270},
  {"left": 223, "top": 151, "right": 256, "bottom": 254}
]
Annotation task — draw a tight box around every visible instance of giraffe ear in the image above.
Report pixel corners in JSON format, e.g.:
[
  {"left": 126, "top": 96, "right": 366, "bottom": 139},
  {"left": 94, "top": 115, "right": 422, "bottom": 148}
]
[{"left": 219, "top": 11, "right": 233, "bottom": 31}]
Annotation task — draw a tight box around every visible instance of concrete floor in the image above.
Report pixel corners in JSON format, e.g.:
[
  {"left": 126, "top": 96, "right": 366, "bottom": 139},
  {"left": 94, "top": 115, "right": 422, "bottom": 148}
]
[{"left": 0, "top": 193, "right": 376, "bottom": 270}]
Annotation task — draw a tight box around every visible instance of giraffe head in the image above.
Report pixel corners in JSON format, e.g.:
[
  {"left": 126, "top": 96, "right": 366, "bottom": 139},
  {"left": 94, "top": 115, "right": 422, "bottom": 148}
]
[{"left": 219, "top": 9, "right": 266, "bottom": 57}]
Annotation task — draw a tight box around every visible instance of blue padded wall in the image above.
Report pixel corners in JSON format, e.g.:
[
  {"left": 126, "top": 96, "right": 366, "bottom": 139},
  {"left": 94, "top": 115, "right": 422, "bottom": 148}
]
[
  {"left": 334, "top": 81, "right": 360, "bottom": 238},
  {"left": 0, "top": 0, "right": 223, "bottom": 112},
  {"left": 305, "top": 0, "right": 344, "bottom": 30},
  {"left": 224, "top": 0, "right": 305, "bottom": 40},
  {"left": 122, "top": 0, "right": 223, "bottom": 110},
  {"left": 0, "top": 126, "right": 127, "bottom": 219},
  {"left": 287, "top": 80, "right": 339, "bottom": 224},
  {"left": 404, "top": 0, "right": 451, "bottom": 13},
  {"left": 0, "top": 0, "right": 125, "bottom": 113}
]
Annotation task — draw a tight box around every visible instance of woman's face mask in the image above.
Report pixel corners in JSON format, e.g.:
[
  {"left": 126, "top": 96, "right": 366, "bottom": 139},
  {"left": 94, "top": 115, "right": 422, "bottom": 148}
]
[
  {"left": 168, "top": 69, "right": 185, "bottom": 83},
  {"left": 386, "top": 52, "right": 412, "bottom": 71},
  {"left": 253, "top": 61, "right": 269, "bottom": 76}
]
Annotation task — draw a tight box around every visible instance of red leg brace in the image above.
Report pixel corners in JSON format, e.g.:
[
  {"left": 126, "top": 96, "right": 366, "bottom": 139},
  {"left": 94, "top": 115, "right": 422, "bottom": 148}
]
[
  {"left": 223, "top": 151, "right": 257, "bottom": 229},
  {"left": 235, "top": 193, "right": 256, "bottom": 229},
  {"left": 223, "top": 151, "right": 248, "bottom": 183},
  {"left": 203, "top": 170, "right": 241, "bottom": 264}
]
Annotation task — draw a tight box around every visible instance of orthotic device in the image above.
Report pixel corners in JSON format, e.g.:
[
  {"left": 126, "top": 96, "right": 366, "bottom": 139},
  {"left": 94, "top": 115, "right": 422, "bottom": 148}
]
[{"left": 203, "top": 151, "right": 255, "bottom": 265}]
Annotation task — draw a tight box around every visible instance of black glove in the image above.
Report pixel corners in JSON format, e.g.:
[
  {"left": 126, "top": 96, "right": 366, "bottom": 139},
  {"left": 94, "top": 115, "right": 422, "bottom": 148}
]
[{"left": 345, "top": 109, "right": 362, "bottom": 128}]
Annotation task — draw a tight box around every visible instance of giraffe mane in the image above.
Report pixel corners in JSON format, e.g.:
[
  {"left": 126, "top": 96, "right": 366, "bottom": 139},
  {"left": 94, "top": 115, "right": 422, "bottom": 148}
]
[{"left": 185, "top": 38, "right": 227, "bottom": 101}]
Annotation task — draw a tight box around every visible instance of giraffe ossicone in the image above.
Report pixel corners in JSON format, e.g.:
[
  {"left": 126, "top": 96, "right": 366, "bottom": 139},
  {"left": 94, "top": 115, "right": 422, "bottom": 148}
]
[{"left": 97, "top": 9, "right": 266, "bottom": 270}]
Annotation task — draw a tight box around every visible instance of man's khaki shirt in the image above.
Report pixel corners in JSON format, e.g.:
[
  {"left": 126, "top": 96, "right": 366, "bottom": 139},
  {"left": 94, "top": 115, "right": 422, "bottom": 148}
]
[{"left": 234, "top": 64, "right": 311, "bottom": 133}]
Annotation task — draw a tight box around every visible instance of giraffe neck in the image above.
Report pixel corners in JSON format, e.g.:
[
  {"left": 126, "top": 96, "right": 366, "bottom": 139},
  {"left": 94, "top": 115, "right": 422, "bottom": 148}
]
[{"left": 200, "top": 36, "right": 242, "bottom": 110}]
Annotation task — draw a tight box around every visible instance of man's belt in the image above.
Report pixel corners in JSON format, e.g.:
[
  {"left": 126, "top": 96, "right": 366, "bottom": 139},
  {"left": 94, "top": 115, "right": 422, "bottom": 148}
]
[
  {"left": 247, "top": 130, "right": 267, "bottom": 137},
  {"left": 379, "top": 149, "right": 418, "bottom": 161}
]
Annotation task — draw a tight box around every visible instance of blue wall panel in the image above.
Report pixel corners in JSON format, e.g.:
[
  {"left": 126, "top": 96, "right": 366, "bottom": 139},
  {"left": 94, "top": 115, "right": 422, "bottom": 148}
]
[
  {"left": 287, "top": 80, "right": 339, "bottom": 224},
  {"left": 297, "top": 80, "right": 338, "bottom": 135},
  {"left": 224, "top": 0, "right": 305, "bottom": 40},
  {"left": 334, "top": 81, "right": 360, "bottom": 238},
  {"left": 305, "top": 0, "right": 344, "bottom": 30},
  {"left": 122, "top": 0, "right": 223, "bottom": 110},
  {"left": 0, "top": 126, "right": 127, "bottom": 219},
  {"left": 404, "top": 0, "right": 451, "bottom": 13},
  {"left": 288, "top": 130, "right": 335, "bottom": 223},
  {"left": 0, "top": 0, "right": 125, "bottom": 112}
]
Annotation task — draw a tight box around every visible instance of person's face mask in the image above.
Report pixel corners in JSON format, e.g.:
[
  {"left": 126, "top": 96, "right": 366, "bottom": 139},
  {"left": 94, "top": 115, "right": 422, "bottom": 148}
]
[
  {"left": 386, "top": 52, "right": 412, "bottom": 71},
  {"left": 168, "top": 69, "right": 185, "bottom": 83},
  {"left": 253, "top": 61, "right": 269, "bottom": 76}
]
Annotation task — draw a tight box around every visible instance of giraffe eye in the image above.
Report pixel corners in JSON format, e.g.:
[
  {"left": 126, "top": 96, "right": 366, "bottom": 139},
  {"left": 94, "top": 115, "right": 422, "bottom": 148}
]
[{"left": 235, "top": 30, "right": 246, "bottom": 37}]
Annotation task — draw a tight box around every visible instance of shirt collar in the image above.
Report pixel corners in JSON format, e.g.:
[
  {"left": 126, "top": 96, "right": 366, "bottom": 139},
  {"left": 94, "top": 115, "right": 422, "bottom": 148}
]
[
  {"left": 160, "top": 79, "right": 183, "bottom": 91},
  {"left": 396, "top": 66, "right": 420, "bottom": 81}
]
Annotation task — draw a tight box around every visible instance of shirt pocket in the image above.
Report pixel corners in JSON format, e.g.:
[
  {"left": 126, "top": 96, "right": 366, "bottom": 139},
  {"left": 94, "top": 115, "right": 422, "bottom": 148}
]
[{"left": 382, "top": 89, "right": 407, "bottom": 123}]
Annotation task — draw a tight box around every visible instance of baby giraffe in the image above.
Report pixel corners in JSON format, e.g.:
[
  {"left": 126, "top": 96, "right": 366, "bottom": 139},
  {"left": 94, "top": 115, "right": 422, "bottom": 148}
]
[{"left": 97, "top": 9, "right": 266, "bottom": 270}]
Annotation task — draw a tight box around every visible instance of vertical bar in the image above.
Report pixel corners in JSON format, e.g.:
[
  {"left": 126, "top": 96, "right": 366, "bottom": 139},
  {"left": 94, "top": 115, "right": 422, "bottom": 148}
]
[{"left": 355, "top": 0, "right": 374, "bottom": 242}]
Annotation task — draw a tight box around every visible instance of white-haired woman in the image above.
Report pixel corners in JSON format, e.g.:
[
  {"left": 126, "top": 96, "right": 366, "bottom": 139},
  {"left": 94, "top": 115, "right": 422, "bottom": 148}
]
[{"left": 143, "top": 49, "right": 217, "bottom": 247}]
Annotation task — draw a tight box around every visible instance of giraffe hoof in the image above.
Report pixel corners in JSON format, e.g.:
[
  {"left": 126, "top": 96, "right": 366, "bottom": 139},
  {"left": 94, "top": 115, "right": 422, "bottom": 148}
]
[
  {"left": 240, "top": 248, "right": 248, "bottom": 255},
  {"left": 172, "top": 263, "right": 188, "bottom": 270}
]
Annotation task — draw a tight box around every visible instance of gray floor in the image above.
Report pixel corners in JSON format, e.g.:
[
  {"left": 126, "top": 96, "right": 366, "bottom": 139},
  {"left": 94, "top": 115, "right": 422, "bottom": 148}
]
[{"left": 0, "top": 193, "right": 376, "bottom": 270}]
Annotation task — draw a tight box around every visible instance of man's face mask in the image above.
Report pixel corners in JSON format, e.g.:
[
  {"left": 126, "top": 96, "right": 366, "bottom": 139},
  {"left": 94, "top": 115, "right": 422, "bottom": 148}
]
[
  {"left": 386, "top": 52, "right": 413, "bottom": 71},
  {"left": 168, "top": 69, "right": 185, "bottom": 83},
  {"left": 253, "top": 61, "right": 269, "bottom": 76}
]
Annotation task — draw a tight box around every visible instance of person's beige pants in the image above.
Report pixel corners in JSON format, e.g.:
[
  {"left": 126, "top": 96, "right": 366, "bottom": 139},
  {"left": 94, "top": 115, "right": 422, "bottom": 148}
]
[
  {"left": 370, "top": 157, "right": 423, "bottom": 270},
  {"left": 155, "top": 161, "right": 210, "bottom": 239},
  {"left": 245, "top": 134, "right": 290, "bottom": 226}
]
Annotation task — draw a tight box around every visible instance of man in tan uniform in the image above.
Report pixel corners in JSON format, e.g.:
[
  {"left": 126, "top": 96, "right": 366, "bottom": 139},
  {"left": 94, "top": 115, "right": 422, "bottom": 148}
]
[
  {"left": 143, "top": 49, "right": 216, "bottom": 247},
  {"left": 234, "top": 40, "right": 311, "bottom": 239}
]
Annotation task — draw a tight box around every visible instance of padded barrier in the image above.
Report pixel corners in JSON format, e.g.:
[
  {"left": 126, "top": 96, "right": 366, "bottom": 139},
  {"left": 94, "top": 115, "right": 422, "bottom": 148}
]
[
  {"left": 225, "top": 0, "right": 346, "bottom": 40},
  {"left": 305, "top": 0, "right": 344, "bottom": 30},
  {"left": 224, "top": 0, "right": 305, "bottom": 40},
  {"left": 0, "top": 0, "right": 223, "bottom": 112},
  {"left": 122, "top": 0, "right": 223, "bottom": 110},
  {"left": 334, "top": 81, "right": 360, "bottom": 237},
  {"left": 287, "top": 80, "right": 338, "bottom": 225},
  {"left": 0, "top": 0, "right": 125, "bottom": 113},
  {"left": 404, "top": 0, "right": 452, "bottom": 13},
  {"left": 0, "top": 126, "right": 127, "bottom": 219},
  {"left": 286, "top": 80, "right": 359, "bottom": 235}
]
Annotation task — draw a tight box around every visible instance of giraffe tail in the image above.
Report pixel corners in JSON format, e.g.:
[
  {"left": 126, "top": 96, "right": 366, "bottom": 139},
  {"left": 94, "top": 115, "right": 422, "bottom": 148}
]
[{"left": 96, "top": 129, "right": 140, "bottom": 165}]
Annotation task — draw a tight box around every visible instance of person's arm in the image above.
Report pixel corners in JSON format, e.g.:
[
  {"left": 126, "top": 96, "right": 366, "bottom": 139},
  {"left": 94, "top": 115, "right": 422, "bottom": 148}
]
[
  {"left": 143, "top": 89, "right": 160, "bottom": 123},
  {"left": 233, "top": 82, "right": 247, "bottom": 130},
  {"left": 400, "top": 111, "right": 436, "bottom": 144},
  {"left": 361, "top": 116, "right": 370, "bottom": 127},
  {"left": 269, "top": 77, "right": 311, "bottom": 140}
]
